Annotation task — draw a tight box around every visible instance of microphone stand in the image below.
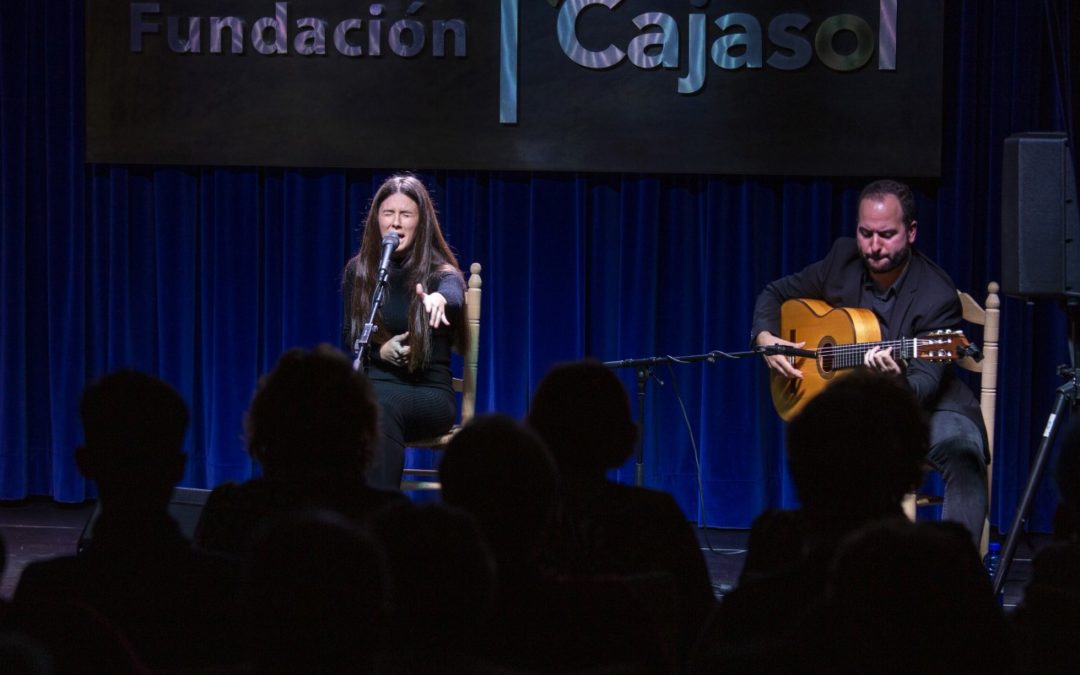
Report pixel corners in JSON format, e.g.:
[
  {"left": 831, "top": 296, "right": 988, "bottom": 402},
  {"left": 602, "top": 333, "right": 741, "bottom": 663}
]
[
  {"left": 352, "top": 264, "right": 393, "bottom": 371},
  {"left": 992, "top": 299, "right": 1080, "bottom": 597},
  {"left": 603, "top": 346, "right": 795, "bottom": 486}
]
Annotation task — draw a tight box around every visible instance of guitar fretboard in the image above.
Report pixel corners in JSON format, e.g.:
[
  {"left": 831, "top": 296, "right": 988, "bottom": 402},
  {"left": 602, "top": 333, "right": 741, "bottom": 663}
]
[{"left": 816, "top": 338, "right": 917, "bottom": 370}]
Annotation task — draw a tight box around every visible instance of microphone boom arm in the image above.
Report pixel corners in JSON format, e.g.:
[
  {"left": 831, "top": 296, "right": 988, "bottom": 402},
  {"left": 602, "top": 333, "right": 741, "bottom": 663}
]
[{"left": 755, "top": 344, "right": 818, "bottom": 359}]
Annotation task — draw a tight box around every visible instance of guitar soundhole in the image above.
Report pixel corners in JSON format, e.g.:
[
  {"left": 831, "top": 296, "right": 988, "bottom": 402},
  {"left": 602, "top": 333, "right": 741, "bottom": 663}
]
[{"left": 818, "top": 338, "right": 834, "bottom": 376}]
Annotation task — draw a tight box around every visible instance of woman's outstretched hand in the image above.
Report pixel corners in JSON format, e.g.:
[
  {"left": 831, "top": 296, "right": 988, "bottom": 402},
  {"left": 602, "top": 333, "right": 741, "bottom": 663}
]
[{"left": 416, "top": 284, "right": 450, "bottom": 328}]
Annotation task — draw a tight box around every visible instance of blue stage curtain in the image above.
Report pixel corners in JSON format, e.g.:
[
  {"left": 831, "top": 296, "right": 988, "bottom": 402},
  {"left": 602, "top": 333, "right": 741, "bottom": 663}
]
[{"left": 0, "top": 0, "right": 1073, "bottom": 532}]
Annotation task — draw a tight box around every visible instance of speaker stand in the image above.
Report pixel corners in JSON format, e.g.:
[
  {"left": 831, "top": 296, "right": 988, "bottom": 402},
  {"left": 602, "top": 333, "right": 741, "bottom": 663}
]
[{"left": 992, "top": 300, "right": 1080, "bottom": 596}]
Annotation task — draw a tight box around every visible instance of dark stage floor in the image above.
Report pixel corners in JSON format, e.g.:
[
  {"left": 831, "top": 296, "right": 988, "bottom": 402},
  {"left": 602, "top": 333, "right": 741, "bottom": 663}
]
[{"left": 0, "top": 498, "right": 1046, "bottom": 608}]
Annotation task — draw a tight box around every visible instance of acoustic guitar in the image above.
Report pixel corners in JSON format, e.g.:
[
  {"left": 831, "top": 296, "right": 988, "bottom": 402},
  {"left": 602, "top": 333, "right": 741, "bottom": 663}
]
[{"left": 769, "top": 298, "right": 974, "bottom": 421}]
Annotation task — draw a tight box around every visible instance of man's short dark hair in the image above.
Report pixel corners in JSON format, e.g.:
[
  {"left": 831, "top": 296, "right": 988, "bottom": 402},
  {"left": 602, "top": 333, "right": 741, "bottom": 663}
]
[{"left": 860, "top": 179, "right": 916, "bottom": 228}]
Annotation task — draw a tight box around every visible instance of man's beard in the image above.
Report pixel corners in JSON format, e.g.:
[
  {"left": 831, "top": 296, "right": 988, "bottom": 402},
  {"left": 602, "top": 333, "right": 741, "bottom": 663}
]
[{"left": 863, "top": 244, "right": 911, "bottom": 274}]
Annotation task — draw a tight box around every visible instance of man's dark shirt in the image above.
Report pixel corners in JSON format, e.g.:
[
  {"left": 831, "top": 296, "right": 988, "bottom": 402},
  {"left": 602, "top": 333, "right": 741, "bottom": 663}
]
[{"left": 860, "top": 258, "right": 912, "bottom": 337}]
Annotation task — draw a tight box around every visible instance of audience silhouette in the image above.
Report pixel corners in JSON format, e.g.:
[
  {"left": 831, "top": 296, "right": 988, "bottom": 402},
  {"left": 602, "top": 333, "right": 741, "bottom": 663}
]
[
  {"left": 0, "top": 532, "right": 52, "bottom": 675},
  {"left": 818, "top": 518, "right": 1009, "bottom": 673},
  {"left": 8, "top": 356, "right": 1036, "bottom": 673},
  {"left": 243, "top": 509, "right": 387, "bottom": 675},
  {"left": 440, "top": 412, "right": 669, "bottom": 673},
  {"left": 368, "top": 501, "right": 497, "bottom": 673},
  {"left": 1009, "top": 416, "right": 1080, "bottom": 673},
  {"left": 526, "top": 360, "right": 715, "bottom": 663},
  {"left": 692, "top": 369, "right": 933, "bottom": 670},
  {"left": 13, "top": 370, "right": 241, "bottom": 670},
  {"left": 1053, "top": 417, "right": 1080, "bottom": 538},
  {"left": 193, "top": 345, "right": 406, "bottom": 556}
]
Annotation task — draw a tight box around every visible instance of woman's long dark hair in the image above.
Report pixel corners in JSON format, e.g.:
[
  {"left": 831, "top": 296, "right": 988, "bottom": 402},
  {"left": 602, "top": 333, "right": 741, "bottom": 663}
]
[{"left": 345, "top": 174, "right": 466, "bottom": 371}]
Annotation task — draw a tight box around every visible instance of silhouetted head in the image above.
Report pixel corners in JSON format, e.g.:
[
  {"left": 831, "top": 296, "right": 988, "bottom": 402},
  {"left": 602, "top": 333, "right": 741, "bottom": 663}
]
[
  {"left": 526, "top": 360, "right": 638, "bottom": 477},
  {"left": 245, "top": 345, "right": 378, "bottom": 482},
  {"left": 370, "top": 502, "right": 495, "bottom": 651},
  {"left": 823, "top": 519, "right": 1007, "bottom": 671},
  {"left": 786, "top": 369, "right": 927, "bottom": 519},
  {"left": 76, "top": 370, "right": 189, "bottom": 510},
  {"left": 245, "top": 509, "right": 387, "bottom": 674},
  {"left": 440, "top": 414, "right": 559, "bottom": 564}
]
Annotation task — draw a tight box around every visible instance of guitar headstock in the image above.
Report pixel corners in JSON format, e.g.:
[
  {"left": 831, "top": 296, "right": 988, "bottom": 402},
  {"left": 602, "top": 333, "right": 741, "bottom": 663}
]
[{"left": 915, "top": 329, "right": 977, "bottom": 362}]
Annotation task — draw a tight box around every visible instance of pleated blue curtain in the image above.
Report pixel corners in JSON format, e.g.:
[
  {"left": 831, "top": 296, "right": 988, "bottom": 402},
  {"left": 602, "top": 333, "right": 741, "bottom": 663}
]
[{"left": 1, "top": 0, "right": 1074, "bottom": 531}]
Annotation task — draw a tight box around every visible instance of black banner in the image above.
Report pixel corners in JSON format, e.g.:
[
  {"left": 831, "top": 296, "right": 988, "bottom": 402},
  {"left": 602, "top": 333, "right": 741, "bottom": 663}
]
[{"left": 85, "top": 0, "right": 943, "bottom": 175}]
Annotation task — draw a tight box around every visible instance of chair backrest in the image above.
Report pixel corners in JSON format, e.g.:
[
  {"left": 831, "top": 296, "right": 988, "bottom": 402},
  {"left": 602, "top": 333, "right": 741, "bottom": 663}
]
[
  {"left": 903, "top": 282, "right": 1000, "bottom": 556},
  {"left": 957, "top": 282, "right": 999, "bottom": 555},
  {"left": 955, "top": 282, "right": 1000, "bottom": 462},
  {"left": 399, "top": 263, "right": 481, "bottom": 490},
  {"left": 458, "top": 262, "right": 482, "bottom": 426}
]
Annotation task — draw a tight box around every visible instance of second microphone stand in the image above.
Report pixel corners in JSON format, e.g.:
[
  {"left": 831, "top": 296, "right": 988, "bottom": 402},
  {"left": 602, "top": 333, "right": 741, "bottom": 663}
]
[{"left": 603, "top": 346, "right": 787, "bottom": 486}]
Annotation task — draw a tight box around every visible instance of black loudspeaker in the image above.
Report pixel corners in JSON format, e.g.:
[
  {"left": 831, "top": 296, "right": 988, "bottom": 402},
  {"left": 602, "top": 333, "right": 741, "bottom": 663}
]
[
  {"left": 77, "top": 486, "right": 211, "bottom": 554},
  {"left": 1000, "top": 132, "right": 1080, "bottom": 299}
]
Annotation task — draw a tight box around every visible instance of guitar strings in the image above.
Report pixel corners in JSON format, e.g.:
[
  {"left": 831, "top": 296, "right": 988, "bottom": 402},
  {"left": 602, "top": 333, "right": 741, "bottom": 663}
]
[
  {"left": 809, "top": 336, "right": 959, "bottom": 367},
  {"left": 816, "top": 338, "right": 914, "bottom": 356},
  {"left": 814, "top": 339, "right": 916, "bottom": 368}
]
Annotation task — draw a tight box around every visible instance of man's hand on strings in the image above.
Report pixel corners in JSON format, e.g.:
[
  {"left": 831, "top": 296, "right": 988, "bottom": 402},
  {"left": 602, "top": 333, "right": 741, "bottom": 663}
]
[{"left": 863, "top": 345, "right": 903, "bottom": 375}]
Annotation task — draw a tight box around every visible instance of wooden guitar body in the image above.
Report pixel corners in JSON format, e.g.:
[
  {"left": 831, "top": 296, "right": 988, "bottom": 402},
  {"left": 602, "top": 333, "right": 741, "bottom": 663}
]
[{"left": 771, "top": 299, "right": 881, "bottom": 422}]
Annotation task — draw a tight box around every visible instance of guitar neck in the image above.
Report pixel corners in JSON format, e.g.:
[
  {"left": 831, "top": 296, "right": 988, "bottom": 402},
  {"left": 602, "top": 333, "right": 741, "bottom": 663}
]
[{"left": 820, "top": 338, "right": 918, "bottom": 371}]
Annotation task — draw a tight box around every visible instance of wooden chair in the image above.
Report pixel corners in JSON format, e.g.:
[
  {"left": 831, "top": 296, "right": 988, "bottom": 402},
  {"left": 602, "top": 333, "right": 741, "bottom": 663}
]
[
  {"left": 399, "top": 262, "right": 482, "bottom": 491},
  {"left": 903, "top": 282, "right": 1000, "bottom": 555}
]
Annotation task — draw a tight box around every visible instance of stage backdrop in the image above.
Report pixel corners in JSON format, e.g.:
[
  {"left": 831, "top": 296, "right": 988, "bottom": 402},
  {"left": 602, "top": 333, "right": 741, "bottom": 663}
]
[
  {"left": 85, "top": 0, "right": 943, "bottom": 175},
  {"left": 1, "top": 0, "right": 1076, "bottom": 532}
]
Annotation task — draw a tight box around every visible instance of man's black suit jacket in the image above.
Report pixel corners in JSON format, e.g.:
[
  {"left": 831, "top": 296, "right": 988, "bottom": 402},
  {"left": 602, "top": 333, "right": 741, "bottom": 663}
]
[{"left": 751, "top": 237, "right": 986, "bottom": 454}]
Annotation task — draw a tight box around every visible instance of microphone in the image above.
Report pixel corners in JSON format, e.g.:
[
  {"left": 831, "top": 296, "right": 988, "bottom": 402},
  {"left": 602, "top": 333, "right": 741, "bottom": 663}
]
[{"left": 376, "top": 232, "right": 400, "bottom": 282}]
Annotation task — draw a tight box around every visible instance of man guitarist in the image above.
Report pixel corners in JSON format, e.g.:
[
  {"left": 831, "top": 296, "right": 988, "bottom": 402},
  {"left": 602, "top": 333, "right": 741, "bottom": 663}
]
[{"left": 751, "top": 179, "right": 988, "bottom": 545}]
